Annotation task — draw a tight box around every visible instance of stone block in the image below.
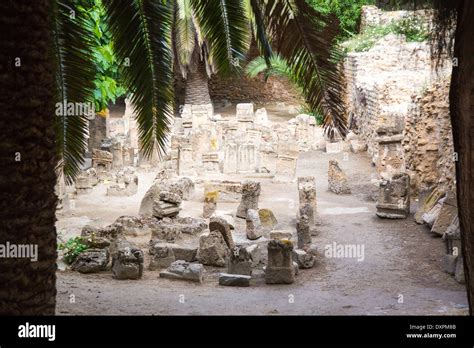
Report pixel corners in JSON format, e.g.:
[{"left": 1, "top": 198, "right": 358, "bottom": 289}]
[
  {"left": 376, "top": 173, "right": 410, "bottom": 219},
  {"left": 71, "top": 249, "right": 109, "bottom": 274},
  {"left": 265, "top": 239, "right": 295, "bottom": 284},
  {"left": 219, "top": 273, "right": 251, "bottom": 287},
  {"left": 292, "top": 249, "right": 315, "bottom": 269},
  {"left": 328, "top": 160, "right": 351, "bottom": 194},
  {"left": 196, "top": 231, "right": 229, "bottom": 267},
  {"left": 159, "top": 260, "right": 204, "bottom": 283}
]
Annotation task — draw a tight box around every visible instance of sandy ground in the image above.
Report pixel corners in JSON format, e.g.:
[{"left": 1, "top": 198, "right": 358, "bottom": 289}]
[{"left": 55, "top": 108, "right": 469, "bottom": 315}]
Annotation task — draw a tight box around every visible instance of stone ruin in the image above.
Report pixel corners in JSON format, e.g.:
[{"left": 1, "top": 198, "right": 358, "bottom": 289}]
[
  {"left": 66, "top": 167, "right": 324, "bottom": 288},
  {"left": 375, "top": 173, "right": 410, "bottom": 219},
  {"left": 328, "top": 160, "right": 351, "bottom": 194}
]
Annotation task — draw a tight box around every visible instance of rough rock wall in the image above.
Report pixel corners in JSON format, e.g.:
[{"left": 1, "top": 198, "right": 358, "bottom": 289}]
[
  {"left": 403, "top": 78, "right": 455, "bottom": 194},
  {"left": 175, "top": 74, "right": 304, "bottom": 106},
  {"left": 344, "top": 7, "right": 453, "bottom": 193}
]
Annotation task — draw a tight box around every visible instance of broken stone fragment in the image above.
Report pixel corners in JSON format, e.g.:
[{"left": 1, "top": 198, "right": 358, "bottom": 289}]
[
  {"left": 152, "top": 199, "right": 181, "bottom": 219},
  {"left": 111, "top": 240, "right": 144, "bottom": 280},
  {"left": 431, "top": 191, "right": 457, "bottom": 236},
  {"left": 209, "top": 216, "right": 235, "bottom": 250},
  {"left": 159, "top": 260, "right": 204, "bottom": 283},
  {"left": 172, "top": 246, "right": 198, "bottom": 262},
  {"left": 196, "top": 231, "right": 229, "bottom": 267},
  {"left": 219, "top": 273, "right": 251, "bottom": 287},
  {"left": 269, "top": 230, "right": 293, "bottom": 241},
  {"left": 71, "top": 249, "right": 109, "bottom": 274},
  {"left": 328, "top": 160, "right": 351, "bottom": 194},
  {"left": 236, "top": 181, "right": 260, "bottom": 218},
  {"left": 246, "top": 209, "right": 264, "bottom": 240},
  {"left": 296, "top": 213, "right": 312, "bottom": 249},
  {"left": 292, "top": 249, "right": 315, "bottom": 269},
  {"left": 259, "top": 208, "right": 278, "bottom": 230},
  {"left": 149, "top": 242, "right": 177, "bottom": 270},
  {"left": 227, "top": 245, "right": 252, "bottom": 276},
  {"left": 159, "top": 190, "right": 183, "bottom": 204},
  {"left": 414, "top": 188, "right": 445, "bottom": 224},
  {"left": 203, "top": 190, "right": 218, "bottom": 218}
]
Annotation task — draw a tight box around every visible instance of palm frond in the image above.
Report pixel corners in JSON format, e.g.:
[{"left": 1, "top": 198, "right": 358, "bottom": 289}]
[
  {"left": 248, "top": 0, "right": 273, "bottom": 66},
  {"left": 104, "top": 0, "right": 174, "bottom": 158},
  {"left": 53, "top": 0, "right": 97, "bottom": 184},
  {"left": 190, "top": 0, "right": 250, "bottom": 76},
  {"left": 262, "top": 0, "right": 347, "bottom": 139},
  {"left": 173, "top": 0, "right": 196, "bottom": 77},
  {"left": 246, "top": 54, "right": 291, "bottom": 81}
]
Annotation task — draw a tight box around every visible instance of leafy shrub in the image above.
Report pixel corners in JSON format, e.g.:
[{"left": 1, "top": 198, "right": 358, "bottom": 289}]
[
  {"left": 58, "top": 236, "right": 89, "bottom": 264},
  {"left": 306, "top": 0, "right": 376, "bottom": 40},
  {"left": 392, "top": 15, "right": 430, "bottom": 42},
  {"left": 343, "top": 15, "right": 430, "bottom": 52}
]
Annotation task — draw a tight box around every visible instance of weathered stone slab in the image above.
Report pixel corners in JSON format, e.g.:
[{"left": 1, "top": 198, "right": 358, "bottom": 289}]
[
  {"left": 159, "top": 260, "right": 204, "bottom": 283},
  {"left": 246, "top": 209, "right": 264, "bottom": 240},
  {"left": 236, "top": 181, "right": 260, "bottom": 218},
  {"left": 111, "top": 240, "right": 144, "bottom": 280},
  {"left": 265, "top": 239, "right": 295, "bottom": 284},
  {"left": 172, "top": 246, "right": 198, "bottom": 262},
  {"left": 149, "top": 242, "right": 176, "bottom": 270},
  {"left": 209, "top": 217, "right": 235, "bottom": 250},
  {"left": 219, "top": 273, "right": 251, "bottom": 287},
  {"left": 71, "top": 249, "right": 109, "bottom": 274},
  {"left": 153, "top": 200, "right": 180, "bottom": 218},
  {"left": 376, "top": 173, "right": 410, "bottom": 219},
  {"left": 431, "top": 191, "right": 457, "bottom": 236},
  {"left": 328, "top": 160, "right": 351, "bottom": 194},
  {"left": 296, "top": 213, "right": 312, "bottom": 249},
  {"left": 227, "top": 245, "right": 252, "bottom": 276}
]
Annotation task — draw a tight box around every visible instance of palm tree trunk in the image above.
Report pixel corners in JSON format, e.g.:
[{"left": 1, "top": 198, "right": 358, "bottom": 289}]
[
  {"left": 450, "top": 0, "right": 474, "bottom": 315},
  {"left": 184, "top": 59, "right": 212, "bottom": 105},
  {"left": 0, "top": 0, "right": 58, "bottom": 314}
]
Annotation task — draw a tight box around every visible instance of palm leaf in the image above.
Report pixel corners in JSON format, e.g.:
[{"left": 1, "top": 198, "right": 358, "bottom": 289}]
[
  {"left": 190, "top": 0, "right": 250, "bottom": 76},
  {"left": 53, "top": 0, "right": 97, "bottom": 184},
  {"left": 248, "top": 0, "right": 273, "bottom": 66},
  {"left": 246, "top": 54, "right": 291, "bottom": 81},
  {"left": 104, "top": 0, "right": 174, "bottom": 158},
  {"left": 260, "top": 0, "right": 347, "bottom": 139},
  {"left": 173, "top": 0, "right": 196, "bottom": 77}
]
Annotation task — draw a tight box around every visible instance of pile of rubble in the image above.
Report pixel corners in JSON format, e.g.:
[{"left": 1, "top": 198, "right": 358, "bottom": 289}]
[{"left": 66, "top": 174, "right": 323, "bottom": 286}]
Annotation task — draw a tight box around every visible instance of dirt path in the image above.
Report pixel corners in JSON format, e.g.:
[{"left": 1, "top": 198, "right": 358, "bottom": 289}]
[{"left": 55, "top": 145, "right": 468, "bottom": 315}]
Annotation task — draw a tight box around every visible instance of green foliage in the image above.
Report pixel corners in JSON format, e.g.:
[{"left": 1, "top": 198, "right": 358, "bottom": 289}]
[
  {"left": 298, "top": 105, "right": 324, "bottom": 125},
  {"left": 343, "top": 15, "right": 430, "bottom": 52},
  {"left": 53, "top": 0, "right": 97, "bottom": 184},
  {"left": 245, "top": 54, "right": 291, "bottom": 80},
  {"left": 342, "top": 23, "right": 393, "bottom": 52},
  {"left": 392, "top": 14, "right": 430, "bottom": 42},
  {"left": 77, "top": 0, "right": 125, "bottom": 112},
  {"left": 58, "top": 236, "right": 89, "bottom": 264},
  {"left": 305, "top": 0, "right": 375, "bottom": 39}
]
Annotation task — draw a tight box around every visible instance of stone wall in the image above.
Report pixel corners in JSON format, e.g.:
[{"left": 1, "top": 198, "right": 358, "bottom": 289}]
[
  {"left": 344, "top": 6, "right": 454, "bottom": 193},
  {"left": 403, "top": 78, "right": 455, "bottom": 194},
  {"left": 209, "top": 74, "right": 303, "bottom": 105},
  {"left": 175, "top": 73, "right": 304, "bottom": 106}
]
